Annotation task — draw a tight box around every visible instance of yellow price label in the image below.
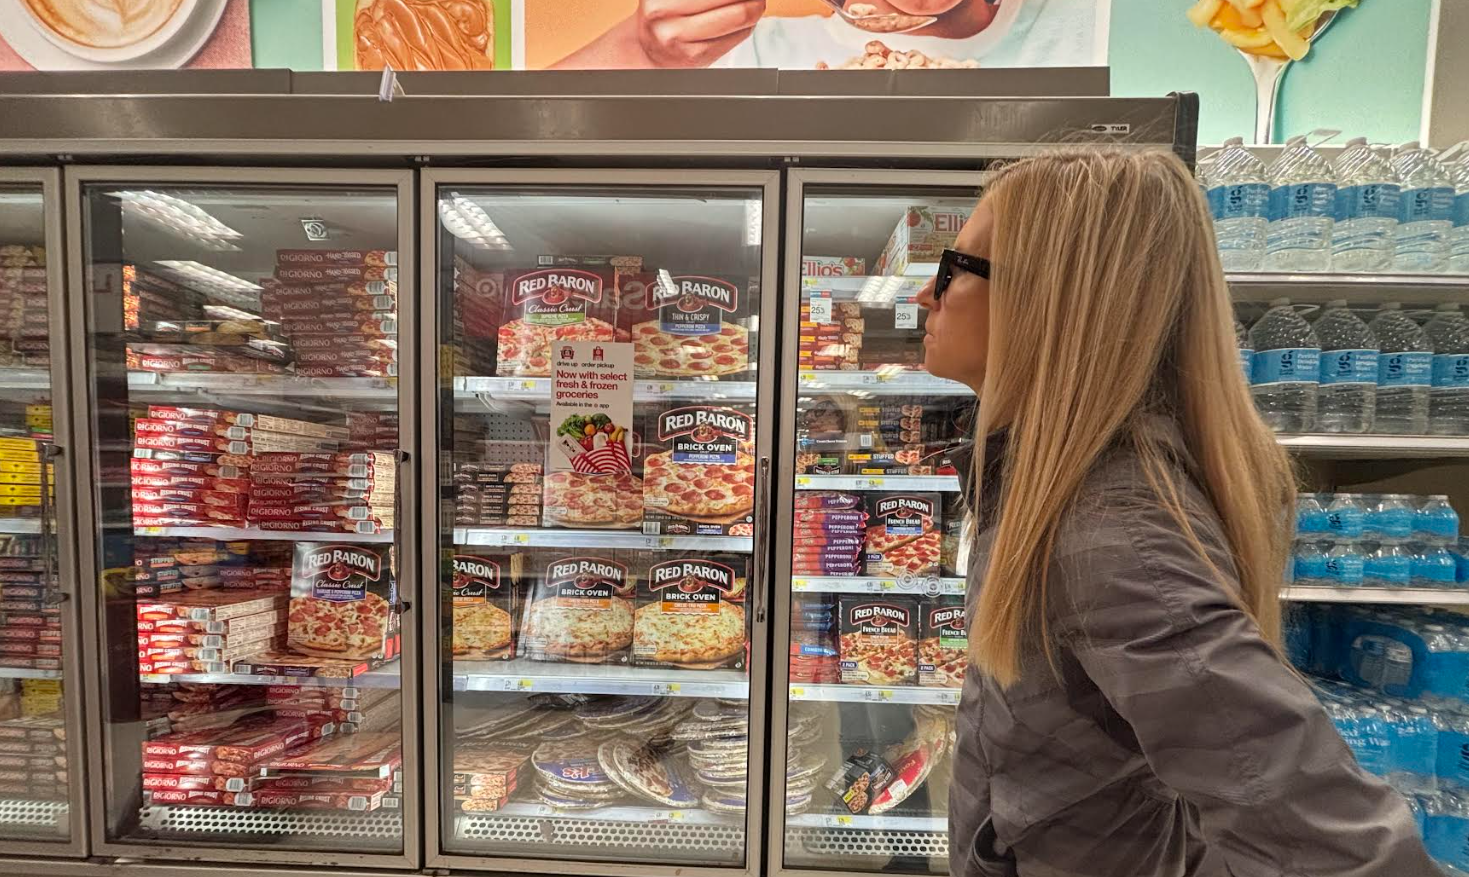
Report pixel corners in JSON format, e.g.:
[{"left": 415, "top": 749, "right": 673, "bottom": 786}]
[
  {"left": 516, "top": 380, "right": 537, "bottom": 392},
  {"left": 796, "top": 476, "right": 812, "bottom": 487},
  {"left": 512, "top": 534, "right": 530, "bottom": 545},
  {"left": 877, "top": 689, "right": 894, "bottom": 700},
  {"left": 657, "top": 383, "right": 675, "bottom": 394},
  {"left": 136, "top": 527, "right": 164, "bottom": 536},
  {"left": 792, "top": 579, "right": 809, "bottom": 590},
  {"left": 878, "top": 580, "right": 897, "bottom": 592},
  {"left": 830, "top": 815, "right": 853, "bottom": 828},
  {"left": 667, "top": 683, "right": 681, "bottom": 693},
  {"left": 656, "top": 537, "right": 676, "bottom": 548},
  {"left": 790, "top": 687, "right": 806, "bottom": 698}
]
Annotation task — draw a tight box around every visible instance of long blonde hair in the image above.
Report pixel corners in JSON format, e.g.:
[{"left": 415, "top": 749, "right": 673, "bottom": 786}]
[{"left": 970, "top": 149, "right": 1295, "bottom": 686}]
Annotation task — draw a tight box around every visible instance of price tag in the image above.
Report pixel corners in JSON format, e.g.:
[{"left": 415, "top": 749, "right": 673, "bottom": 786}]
[
  {"left": 792, "top": 579, "right": 810, "bottom": 591},
  {"left": 510, "top": 533, "right": 530, "bottom": 545},
  {"left": 809, "top": 292, "right": 833, "bottom": 324},
  {"left": 876, "top": 580, "right": 897, "bottom": 592},
  {"left": 894, "top": 296, "right": 918, "bottom": 330},
  {"left": 823, "top": 815, "right": 854, "bottom": 828},
  {"left": 939, "top": 691, "right": 961, "bottom": 705},
  {"left": 790, "top": 686, "right": 807, "bottom": 699},
  {"left": 865, "top": 688, "right": 894, "bottom": 703},
  {"left": 136, "top": 527, "right": 164, "bottom": 536},
  {"left": 514, "top": 380, "right": 538, "bottom": 392},
  {"left": 861, "top": 478, "right": 885, "bottom": 490},
  {"left": 796, "top": 476, "right": 812, "bottom": 487},
  {"left": 857, "top": 372, "right": 880, "bottom": 386},
  {"left": 652, "top": 810, "right": 685, "bottom": 822},
  {"left": 503, "top": 678, "right": 534, "bottom": 692}
]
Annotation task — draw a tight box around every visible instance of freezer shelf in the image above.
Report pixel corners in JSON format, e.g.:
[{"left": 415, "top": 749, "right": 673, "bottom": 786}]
[
  {"left": 127, "top": 371, "right": 397, "bottom": 401},
  {"left": 795, "top": 475, "right": 961, "bottom": 492},
  {"left": 0, "top": 799, "right": 69, "bottom": 838},
  {"left": 788, "top": 684, "right": 961, "bottom": 706},
  {"left": 787, "top": 813, "right": 946, "bottom": 832},
  {"left": 797, "top": 370, "right": 969, "bottom": 396},
  {"left": 454, "top": 659, "right": 747, "bottom": 697},
  {"left": 456, "top": 376, "right": 757, "bottom": 402},
  {"left": 138, "top": 661, "right": 400, "bottom": 688},
  {"left": 791, "top": 576, "right": 966, "bottom": 595},
  {"left": 1276, "top": 434, "right": 1469, "bottom": 458},
  {"left": 785, "top": 822, "right": 947, "bottom": 862},
  {"left": 133, "top": 526, "right": 393, "bottom": 543},
  {"left": 0, "top": 667, "right": 63, "bottom": 680},
  {"left": 136, "top": 804, "right": 402, "bottom": 844},
  {"left": 453, "top": 527, "right": 751, "bottom": 551},
  {"left": 0, "top": 369, "right": 53, "bottom": 392},
  {"left": 0, "top": 519, "right": 41, "bottom": 535},
  {"left": 1282, "top": 586, "right": 1469, "bottom": 605}
]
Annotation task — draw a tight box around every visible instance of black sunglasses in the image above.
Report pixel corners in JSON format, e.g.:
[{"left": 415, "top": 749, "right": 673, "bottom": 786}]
[{"left": 933, "top": 248, "right": 991, "bottom": 301}]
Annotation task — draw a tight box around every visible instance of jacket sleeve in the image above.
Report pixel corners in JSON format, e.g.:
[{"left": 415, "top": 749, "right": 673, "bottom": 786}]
[{"left": 1051, "top": 500, "right": 1443, "bottom": 877}]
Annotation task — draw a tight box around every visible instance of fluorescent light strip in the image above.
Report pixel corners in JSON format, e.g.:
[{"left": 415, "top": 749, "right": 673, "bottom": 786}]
[
  {"left": 440, "top": 196, "right": 511, "bottom": 250},
  {"left": 744, "top": 199, "right": 762, "bottom": 246},
  {"left": 111, "top": 191, "right": 242, "bottom": 251},
  {"left": 154, "top": 260, "right": 262, "bottom": 311},
  {"left": 202, "top": 304, "right": 267, "bottom": 322}
]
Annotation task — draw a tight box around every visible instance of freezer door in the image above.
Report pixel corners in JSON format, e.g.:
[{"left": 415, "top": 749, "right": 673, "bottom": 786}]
[
  {"left": 775, "top": 172, "right": 985, "bottom": 877},
  {"left": 69, "top": 168, "right": 419, "bottom": 869},
  {"left": 424, "top": 171, "right": 777, "bottom": 876},
  {"left": 0, "top": 169, "right": 87, "bottom": 855}
]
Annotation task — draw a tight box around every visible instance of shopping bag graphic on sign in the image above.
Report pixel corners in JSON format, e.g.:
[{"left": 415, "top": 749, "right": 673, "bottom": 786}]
[{"left": 550, "top": 341, "right": 634, "bottom": 474}]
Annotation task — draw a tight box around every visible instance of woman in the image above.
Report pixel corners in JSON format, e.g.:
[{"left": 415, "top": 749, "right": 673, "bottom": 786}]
[{"left": 919, "top": 151, "right": 1441, "bottom": 877}]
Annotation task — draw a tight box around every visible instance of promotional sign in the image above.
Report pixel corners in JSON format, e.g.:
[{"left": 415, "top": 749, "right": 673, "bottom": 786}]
[{"left": 549, "top": 341, "right": 634, "bottom": 475}]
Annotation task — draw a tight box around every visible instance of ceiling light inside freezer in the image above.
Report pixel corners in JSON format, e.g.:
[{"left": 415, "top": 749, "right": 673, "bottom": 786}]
[
  {"left": 440, "top": 196, "right": 511, "bottom": 250},
  {"left": 744, "top": 199, "right": 762, "bottom": 246},
  {"left": 856, "top": 275, "right": 907, "bottom": 304},
  {"left": 155, "top": 260, "right": 263, "bottom": 311},
  {"left": 203, "top": 304, "right": 268, "bottom": 323},
  {"left": 111, "top": 191, "right": 242, "bottom": 251}
]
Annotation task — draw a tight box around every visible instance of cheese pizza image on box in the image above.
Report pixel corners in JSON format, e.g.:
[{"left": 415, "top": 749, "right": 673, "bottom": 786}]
[
  {"left": 451, "top": 552, "right": 523, "bottom": 661},
  {"left": 519, "top": 553, "right": 635, "bottom": 665},
  {"left": 632, "top": 555, "right": 748, "bottom": 671}
]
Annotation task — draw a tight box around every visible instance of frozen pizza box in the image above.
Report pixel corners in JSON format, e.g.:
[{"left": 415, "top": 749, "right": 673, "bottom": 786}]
[
  {"left": 837, "top": 596, "right": 918, "bottom": 687},
  {"left": 136, "top": 590, "right": 287, "bottom": 624},
  {"left": 450, "top": 552, "right": 523, "bottom": 661},
  {"left": 496, "top": 267, "right": 619, "bottom": 377},
  {"left": 258, "top": 731, "right": 401, "bottom": 777},
  {"left": 519, "top": 553, "right": 635, "bottom": 665},
  {"left": 451, "top": 745, "right": 526, "bottom": 799},
  {"left": 873, "top": 206, "right": 969, "bottom": 277},
  {"left": 917, "top": 596, "right": 968, "bottom": 689},
  {"left": 640, "top": 404, "right": 756, "bottom": 538},
  {"left": 801, "top": 256, "right": 867, "bottom": 277},
  {"left": 862, "top": 492, "right": 941, "bottom": 580},
  {"left": 632, "top": 555, "right": 748, "bottom": 671},
  {"left": 623, "top": 273, "right": 751, "bottom": 379},
  {"left": 287, "top": 543, "right": 398, "bottom": 662}
]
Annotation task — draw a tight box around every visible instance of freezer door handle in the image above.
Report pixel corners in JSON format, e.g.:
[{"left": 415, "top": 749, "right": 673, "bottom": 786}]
[{"left": 754, "top": 454, "right": 771, "bottom": 624}]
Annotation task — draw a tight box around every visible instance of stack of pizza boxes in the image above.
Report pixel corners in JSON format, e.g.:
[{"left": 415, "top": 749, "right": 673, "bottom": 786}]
[
  {"left": 342, "top": 412, "right": 399, "bottom": 454},
  {"left": 801, "top": 256, "right": 866, "bottom": 279},
  {"left": 792, "top": 492, "right": 867, "bottom": 578},
  {"left": 452, "top": 746, "right": 526, "bottom": 813},
  {"left": 0, "top": 245, "right": 49, "bottom": 368},
  {"left": 232, "top": 542, "right": 399, "bottom": 679},
  {"left": 138, "top": 682, "right": 266, "bottom": 737},
  {"left": 798, "top": 297, "right": 863, "bottom": 371},
  {"left": 453, "top": 461, "right": 542, "bottom": 528},
  {"left": 874, "top": 206, "right": 968, "bottom": 276},
  {"left": 136, "top": 589, "right": 288, "bottom": 677},
  {"left": 639, "top": 403, "right": 756, "bottom": 538},
  {"left": 518, "top": 550, "right": 638, "bottom": 666},
  {"left": 247, "top": 451, "right": 396, "bottom": 537},
  {"left": 266, "top": 684, "right": 401, "bottom": 736},
  {"left": 263, "top": 249, "right": 397, "bottom": 378},
  {"left": 235, "top": 732, "right": 402, "bottom": 812},
  {"left": 0, "top": 715, "right": 67, "bottom": 801},
  {"left": 0, "top": 438, "right": 54, "bottom": 524},
  {"left": 449, "top": 257, "right": 501, "bottom": 376},
  {"left": 140, "top": 710, "right": 338, "bottom": 808},
  {"left": 0, "top": 537, "right": 63, "bottom": 672},
  {"left": 449, "top": 551, "right": 525, "bottom": 662},
  {"left": 632, "top": 553, "right": 749, "bottom": 671},
  {"left": 836, "top": 595, "right": 918, "bottom": 687}
]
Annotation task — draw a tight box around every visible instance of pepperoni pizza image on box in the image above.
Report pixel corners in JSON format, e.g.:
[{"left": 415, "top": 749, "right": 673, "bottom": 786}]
[
  {"left": 838, "top": 597, "right": 918, "bottom": 687},
  {"left": 496, "top": 267, "right": 621, "bottom": 377},
  {"left": 520, "top": 555, "right": 634, "bottom": 665},
  {"left": 287, "top": 544, "right": 397, "bottom": 662},
  {"left": 917, "top": 596, "right": 968, "bottom": 688},
  {"left": 633, "top": 556, "right": 748, "bottom": 670},
  {"left": 628, "top": 273, "right": 750, "bottom": 378},
  {"left": 641, "top": 405, "right": 756, "bottom": 538},
  {"left": 863, "top": 492, "right": 941, "bottom": 579},
  {"left": 451, "top": 553, "right": 521, "bottom": 661}
]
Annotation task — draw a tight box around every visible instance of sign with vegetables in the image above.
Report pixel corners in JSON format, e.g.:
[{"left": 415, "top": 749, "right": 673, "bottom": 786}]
[{"left": 549, "top": 341, "right": 634, "bottom": 474}]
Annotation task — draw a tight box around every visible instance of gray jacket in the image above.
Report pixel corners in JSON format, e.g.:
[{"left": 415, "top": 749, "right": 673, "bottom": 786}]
[{"left": 949, "top": 422, "right": 1442, "bottom": 877}]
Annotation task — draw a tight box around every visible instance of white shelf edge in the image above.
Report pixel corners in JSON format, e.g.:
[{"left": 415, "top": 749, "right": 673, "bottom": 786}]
[
  {"left": 1282, "top": 586, "right": 1469, "bottom": 605},
  {"left": 1277, "top": 434, "right": 1469, "bottom": 458},
  {"left": 471, "top": 802, "right": 742, "bottom": 825},
  {"left": 787, "top": 683, "right": 960, "bottom": 705},
  {"left": 791, "top": 576, "right": 965, "bottom": 595},
  {"left": 133, "top": 526, "right": 393, "bottom": 543},
  {"left": 139, "top": 663, "right": 400, "bottom": 689},
  {"left": 454, "top": 659, "right": 748, "bottom": 698},
  {"left": 796, "top": 371, "right": 970, "bottom": 396},
  {"left": 1228, "top": 272, "right": 1469, "bottom": 288},
  {"left": 786, "top": 813, "right": 946, "bottom": 832},
  {"left": 794, "top": 475, "right": 960, "bottom": 492},
  {"left": 453, "top": 527, "right": 751, "bottom": 552},
  {"left": 0, "top": 520, "right": 41, "bottom": 535},
  {"left": 0, "top": 667, "right": 62, "bottom": 680},
  {"left": 455, "top": 377, "right": 757, "bottom": 401}
]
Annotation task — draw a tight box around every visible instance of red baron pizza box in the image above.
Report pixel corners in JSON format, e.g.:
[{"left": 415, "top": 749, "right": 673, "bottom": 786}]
[
  {"left": 862, "top": 492, "right": 941, "bottom": 579},
  {"left": 837, "top": 596, "right": 918, "bottom": 687},
  {"left": 917, "top": 596, "right": 968, "bottom": 689},
  {"left": 495, "top": 266, "right": 619, "bottom": 377},
  {"left": 277, "top": 249, "right": 396, "bottom": 268},
  {"left": 623, "top": 273, "right": 751, "bottom": 379},
  {"left": 287, "top": 542, "right": 397, "bottom": 661},
  {"left": 519, "top": 553, "right": 636, "bottom": 666},
  {"left": 259, "top": 732, "right": 401, "bottom": 777},
  {"left": 633, "top": 555, "right": 748, "bottom": 671},
  {"left": 228, "top": 788, "right": 390, "bottom": 811},
  {"left": 450, "top": 553, "right": 521, "bottom": 661},
  {"left": 802, "top": 256, "right": 867, "bottom": 277},
  {"left": 136, "top": 591, "right": 287, "bottom": 624},
  {"left": 640, "top": 404, "right": 756, "bottom": 537}
]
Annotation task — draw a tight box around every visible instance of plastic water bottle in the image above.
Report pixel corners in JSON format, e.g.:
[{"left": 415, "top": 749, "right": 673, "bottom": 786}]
[
  {"left": 1206, "top": 138, "right": 1270, "bottom": 271},
  {"left": 1370, "top": 494, "right": 1417, "bottom": 543},
  {"left": 1392, "top": 142, "right": 1456, "bottom": 273},
  {"left": 1249, "top": 299, "right": 1320, "bottom": 432},
  {"left": 1451, "top": 153, "right": 1469, "bottom": 274},
  {"left": 1332, "top": 138, "right": 1400, "bottom": 272},
  {"left": 1312, "top": 300, "right": 1378, "bottom": 433},
  {"left": 1298, "top": 493, "right": 1332, "bottom": 535},
  {"left": 1426, "top": 303, "right": 1469, "bottom": 434},
  {"left": 1416, "top": 547, "right": 1459, "bottom": 588},
  {"left": 1371, "top": 303, "right": 1433, "bottom": 434},
  {"left": 1418, "top": 496, "right": 1462, "bottom": 547},
  {"left": 1266, "top": 135, "right": 1337, "bottom": 272},
  {"left": 1234, "top": 317, "right": 1254, "bottom": 383},
  {"left": 1325, "top": 494, "right": 1367, "bottom": 587},
  {"left": 1296, "top": 540, "right": 1330, "bottom": 585},
  {"left": 1365, "top": 494, "right": 1415, "bottom": 588}
]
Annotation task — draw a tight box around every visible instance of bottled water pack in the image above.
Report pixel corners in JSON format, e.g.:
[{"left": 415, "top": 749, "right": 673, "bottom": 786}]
[
  {"left": 1293, "top": 492, "right": 1461, "bottom": 589},
  {"left": 1426, "top": 303, "right": 1469, "bottom": 434},
  {"left": 1312, "top": 300, "right": 1377, "bottom": 433}
]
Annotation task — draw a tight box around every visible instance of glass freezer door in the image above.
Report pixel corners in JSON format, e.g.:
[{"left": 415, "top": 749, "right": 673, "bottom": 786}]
[
  {"left": 779, "top": 179, "right": 982, "bottom": 875},
  {"left": 75, "top": 171, "right": 414, "bottom": 865},
  {"left": 431, "top": 175, "right": 775, "bottom": 870},
  {"left": 0, "top": 172, "right": 83, "bottom": 849}
]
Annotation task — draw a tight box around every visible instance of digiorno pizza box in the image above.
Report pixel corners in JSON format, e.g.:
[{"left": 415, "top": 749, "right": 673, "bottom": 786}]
[
  {"left": 862, "top": 492, "right": 942, "bottom": 579},
  {"left": 837, "top": 596, "right": 918, "bottom": 687},
  {"left": 917, "top": 596, "right": 968, "bottom": 689},
  {"left": 640, "top": 404, "right": 756, "bottom": 538},
  {"left": 519, "top": 552, "right": 635, "bottom": 665},
  {"left": 288, "top": 543, "right": 398, "bottom": 663},
  {"left": 622, "top": 272, "right": 751, "bottom": 379},
  {"left": 632, "top": 554, "right": 748, "bottom": 671},
  {"left": 496, "top": 266, "right": 620, "bottom": 377},
  {"left": 451, "top": 552, "right": 523, "bottom": 661}
]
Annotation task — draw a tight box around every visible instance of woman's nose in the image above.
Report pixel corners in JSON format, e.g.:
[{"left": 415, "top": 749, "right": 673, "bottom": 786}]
[{"left": 916, "top": 277, "right": 937, "bottom": 311}]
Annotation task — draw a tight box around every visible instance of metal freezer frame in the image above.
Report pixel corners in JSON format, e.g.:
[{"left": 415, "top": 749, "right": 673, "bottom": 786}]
[
  {"left": 0, "top": 167, "right": 90, "bottom": 859},
  {"left": 62, "top": 165, "right": 422, "bottom": 871},
  {"left": 419, "top": 167, "right": 782, "bottom": 877}
]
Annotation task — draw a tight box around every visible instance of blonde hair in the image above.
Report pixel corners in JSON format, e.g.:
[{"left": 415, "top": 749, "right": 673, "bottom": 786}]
[{"left": 970, "top": 149, "right": 1295, "bottom": 687}]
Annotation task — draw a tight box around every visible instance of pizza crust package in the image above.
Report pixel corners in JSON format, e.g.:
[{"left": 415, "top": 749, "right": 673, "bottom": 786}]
[
  {"left": 451, "top": 553, "right": 522, "bottom": 661},
  {"left": 287, "top": 544, "right": 398, "bottom": 666},
  {"left": 633, "top": 555, "right": 748, "bottom": 670},
  {"left": 838, "top": 596, "right": 917, "bottom": 687},
  {"left": 863, "top": 492, "right": 941, "bottom": 579},
  {"left": 917, "top": 596, "right": 968, "bottom": 688},
  {"left": 520, "top": 554, "right": 635, "bottom": 665},
  {"left": 641, "top": 404, "right": 756, "bottom": 537},
  {"left": 497, "top": 267, "right": 620, "bottom": 377}
]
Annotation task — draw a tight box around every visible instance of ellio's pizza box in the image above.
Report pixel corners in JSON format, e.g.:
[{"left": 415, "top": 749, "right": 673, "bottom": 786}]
[
  {"left": 837, "top": 596, "right": 918, "bottom": 687},
  {"left": 640, "top": 404, "right": 756, "bottom": 537},
  {"left": 286, "top": 543, "right": 398, "bottom": 662},
  {"left": 632, "top": 555, "right": 748, "bottom": 671},
  {"left": 621, "top": 272, "right": 751, "bottom": 378},
  {"left": 451, "top": 552, "right": 523, "bottom": 661},
  {"left": 874, "top": 206, "right": 968, "bottom": 276},
  {"left": 862, "top": 492, "right": 941, "bottom": 579},
  {"left": 519, "top": 553, "right": 635, "bottom": 665}
]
